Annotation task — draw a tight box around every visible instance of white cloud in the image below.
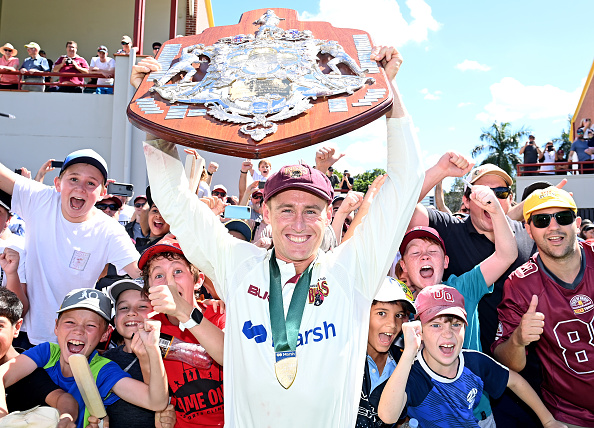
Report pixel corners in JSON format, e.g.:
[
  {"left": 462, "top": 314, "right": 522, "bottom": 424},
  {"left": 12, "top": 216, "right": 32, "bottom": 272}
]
[
  {"left": 448, "top": 126, "right": 456, "bottom": 131},
  {"left": 458, "top": 102, "right": 472, "bottom": 108},
  {"left": 455, "top": 60, "right": 491, "bottom": 72},
  {"left": 300, "top": 0, "right": 441, "bottom": 47},
  {"left": 476, "top": 77, "right": 582, "bottom": 123},
  {"left": 420, "top": 88, "right": 441, "bottom": 100}
]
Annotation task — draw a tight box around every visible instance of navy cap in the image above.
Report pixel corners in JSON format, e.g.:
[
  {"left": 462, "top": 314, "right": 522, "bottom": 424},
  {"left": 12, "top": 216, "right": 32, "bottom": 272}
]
[
  {"left": 224, "top": 219, "right": 253, "bottom": 242},
  {"left": 61, "top": 149, "right": 108, "bottom": 184}
]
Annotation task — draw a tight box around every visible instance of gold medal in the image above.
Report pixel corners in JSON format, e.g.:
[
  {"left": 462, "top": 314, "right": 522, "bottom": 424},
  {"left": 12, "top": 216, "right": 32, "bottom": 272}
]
[{"left": 275, "top": 351, "right": 297, "bottom": 389}]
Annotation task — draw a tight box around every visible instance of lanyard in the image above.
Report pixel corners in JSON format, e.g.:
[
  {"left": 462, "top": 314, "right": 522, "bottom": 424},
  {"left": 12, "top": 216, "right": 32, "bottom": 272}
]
[{"left": 268, "top": 250, "right": 314, "bottom": 353}]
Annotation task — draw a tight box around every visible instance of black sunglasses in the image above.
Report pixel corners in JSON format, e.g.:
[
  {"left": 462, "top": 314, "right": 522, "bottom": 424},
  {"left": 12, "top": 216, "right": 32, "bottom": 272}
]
[
  {"left": 96, "top": 203, "right": 119, "bottom": 211},
  {"left": 121, "top": 41, "right": 130, "bottom": 45},
  {"left": 212, "top": 191, "right": 226, "bottom": 197},
  {"left": 134, "top": 202, "right": 145, "bottom": 208},
  {"left": 251, "top": 194, "right": 263, "bottom": 200},
  {"left": 465, "top": 186, "right": 511, "bottom": 200},
  {"left": 528, "top": 210, "right": 575, "bottom": 229}
]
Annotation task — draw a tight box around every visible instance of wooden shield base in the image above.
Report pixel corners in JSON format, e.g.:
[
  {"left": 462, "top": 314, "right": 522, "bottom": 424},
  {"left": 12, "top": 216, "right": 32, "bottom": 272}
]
[{"left": 127, "top": 8, "right": 393, "bottom": 158}]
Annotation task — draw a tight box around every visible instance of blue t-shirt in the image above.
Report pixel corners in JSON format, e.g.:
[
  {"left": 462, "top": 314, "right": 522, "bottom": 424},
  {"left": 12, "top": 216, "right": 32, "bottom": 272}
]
[
  {"left": 444, "top": 265, "right": 492, "bottom": 352},
  {"left": 405, "top": 350, "right": 508, "bottom": 427},
  {"left": 570, "top": 138, "right": 591, "bottom": 162},
  {"left": 24, "top": 342, "right": 130, "bottom": 428}
]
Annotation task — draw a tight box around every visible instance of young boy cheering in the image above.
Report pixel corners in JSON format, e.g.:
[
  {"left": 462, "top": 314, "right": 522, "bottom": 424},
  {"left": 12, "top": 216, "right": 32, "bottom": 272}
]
[
  {"left": 357, "top": 276, "right": 415, "bottom": 428},
  {"left": 0, "top": 288, "right": 168, "bottom": 428},
  {"left": 377, "top": 285, "right": 566, "bottom": 428}
]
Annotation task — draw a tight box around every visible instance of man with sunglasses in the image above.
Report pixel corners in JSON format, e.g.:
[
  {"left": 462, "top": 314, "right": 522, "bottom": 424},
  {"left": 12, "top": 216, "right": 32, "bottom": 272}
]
[
  {"left": 492, "top": 187, "right": 594, "bottom": 428},
  {"left": 409, "top": 161, "right": 540, "bottom": 426},
  {"left": 95, "top": 196, "right": 122, "bottom": 220},
  {"left": 211, "top": 184, "right": 227, "bottom": 201}
]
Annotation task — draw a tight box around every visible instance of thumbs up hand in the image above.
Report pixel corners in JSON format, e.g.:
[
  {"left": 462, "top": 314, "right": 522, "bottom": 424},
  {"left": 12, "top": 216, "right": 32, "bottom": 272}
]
[{"left": 515, "top": 295, "right": 545, "bottom": 346}]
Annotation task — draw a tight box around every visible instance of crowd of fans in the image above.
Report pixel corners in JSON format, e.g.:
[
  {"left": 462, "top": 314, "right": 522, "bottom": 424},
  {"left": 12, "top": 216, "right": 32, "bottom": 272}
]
[
  {"left": 0, "top": 37, "right": 162, "bottom": 94},
  {"left": 0, "top": 45, "right": 590, "bottom": 428},
  {"left": 520, "top": 119, "right": 594, "bottom": 175}
]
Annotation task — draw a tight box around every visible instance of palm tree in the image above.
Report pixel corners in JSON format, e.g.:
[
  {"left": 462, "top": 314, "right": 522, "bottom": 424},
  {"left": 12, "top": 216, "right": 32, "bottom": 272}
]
[
  {"left": 472, "top": 121, "right": 529, "bottom": 178},
  {"left": 552, "top": 114, "right": 572, "bottom": 158}
]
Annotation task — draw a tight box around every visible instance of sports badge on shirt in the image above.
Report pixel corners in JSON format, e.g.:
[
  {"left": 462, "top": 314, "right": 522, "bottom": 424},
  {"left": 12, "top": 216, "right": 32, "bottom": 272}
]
[{"left": 308, "top": 278, "right": 329, "bottom": 306}]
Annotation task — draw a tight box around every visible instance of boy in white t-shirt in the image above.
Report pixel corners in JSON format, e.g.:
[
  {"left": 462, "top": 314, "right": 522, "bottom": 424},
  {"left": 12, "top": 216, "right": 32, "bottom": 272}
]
[{"left": 0, "top": 149, "right": 141, "bottom": 346}]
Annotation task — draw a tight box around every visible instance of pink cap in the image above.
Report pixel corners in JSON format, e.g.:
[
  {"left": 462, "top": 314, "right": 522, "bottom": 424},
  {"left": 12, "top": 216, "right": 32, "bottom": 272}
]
[{"left": 414, "top": 284, "right": 467, "bottom": 325}]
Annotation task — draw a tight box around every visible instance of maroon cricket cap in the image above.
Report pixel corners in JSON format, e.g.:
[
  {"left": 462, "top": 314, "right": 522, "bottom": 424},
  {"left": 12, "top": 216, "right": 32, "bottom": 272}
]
[
  {"left": 263, "top": 164, "right": 333, "bottom": 204},
  {"left": 138, "top": 234, "right": 184, "bottom": 270},
  {"left": 414, "top": 284, "right": 467, "bottom": 325},
  {"left": 399, "top": 226, "right": 446, "bottom": 256}
]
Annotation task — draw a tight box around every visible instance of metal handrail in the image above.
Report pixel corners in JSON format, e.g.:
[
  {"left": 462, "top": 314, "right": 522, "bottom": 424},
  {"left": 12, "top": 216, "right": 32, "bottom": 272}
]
[
  {"left": 517, "top": 160, "right": 594, "bottom": 176},
  {"left": 0, "top": 69, "right": 114, "bottom": 89}
]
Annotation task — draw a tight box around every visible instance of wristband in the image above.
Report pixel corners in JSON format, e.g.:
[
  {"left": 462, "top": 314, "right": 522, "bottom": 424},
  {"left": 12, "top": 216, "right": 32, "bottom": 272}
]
[
  {"left": 178, "top": 308, "right": 204, "bottom": 331},
  {"left": 207, "top": 171, "right": 213, "bottom": 176},
  {"left": 240, "top": 170, "right": 248, "bottom": 174}
]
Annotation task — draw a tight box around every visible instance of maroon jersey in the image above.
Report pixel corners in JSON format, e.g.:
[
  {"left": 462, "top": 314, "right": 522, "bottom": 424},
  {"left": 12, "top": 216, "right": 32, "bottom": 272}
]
[
  {"left": 493, "top": 241, "right": 594, "bottom": 426},
  {"left": 155, "top": 304, "right": 225, "bottom": 427}
]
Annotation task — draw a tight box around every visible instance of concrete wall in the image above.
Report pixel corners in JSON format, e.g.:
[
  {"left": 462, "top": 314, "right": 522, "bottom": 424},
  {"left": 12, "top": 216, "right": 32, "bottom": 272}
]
[
  {"left": 516, "top": 174, "right": 594, "bottom": 210},
  {"left": 0, "top": 0, "right": 185, "bottom": 61}
]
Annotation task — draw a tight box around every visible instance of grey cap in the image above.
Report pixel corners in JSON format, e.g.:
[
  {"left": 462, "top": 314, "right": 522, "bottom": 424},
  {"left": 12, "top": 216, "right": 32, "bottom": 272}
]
[{"left": 57, "top": 288, "right": 112, "bottom": 321}]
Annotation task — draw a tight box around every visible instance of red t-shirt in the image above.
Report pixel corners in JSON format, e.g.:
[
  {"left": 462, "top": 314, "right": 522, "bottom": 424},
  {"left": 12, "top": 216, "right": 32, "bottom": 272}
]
[
  {"left": 54, "top": 55, "right": 88, "bottom": 85},
  {"left": 155, "top": 304, "right": 225, "bottom": 427},
  {"left": 493, "top": 241, "right": 594, "bottom": 426}
]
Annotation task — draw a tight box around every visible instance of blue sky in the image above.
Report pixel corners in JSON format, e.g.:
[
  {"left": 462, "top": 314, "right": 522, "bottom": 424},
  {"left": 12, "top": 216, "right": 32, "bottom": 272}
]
[{"left": 210, "top": 0, "right": 591, "bottom": 189}]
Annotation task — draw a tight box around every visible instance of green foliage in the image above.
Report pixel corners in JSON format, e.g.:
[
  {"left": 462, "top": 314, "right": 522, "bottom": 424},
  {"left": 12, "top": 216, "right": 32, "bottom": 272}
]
[
  {"left": 472, "top": 121, "right": 528, "bottom": 178},
  {"left": 443, "top": 178, "right": 465, "bottom": 212},
  {"left": 353, "top": 168, "right": 386, "bottom": 193}
]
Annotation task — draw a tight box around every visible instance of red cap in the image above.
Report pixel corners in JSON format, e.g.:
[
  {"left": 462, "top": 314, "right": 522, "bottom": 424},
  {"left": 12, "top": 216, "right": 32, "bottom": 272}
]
[
  {"left": 414, "top": 284, "right": 467, "bottom": 325},
  {"left": 399, "top": 226, "right": 446, "bottom": 256},
  {"left": 138, "top": 234, "right": 184, "bottom": 270},
  {"left": 263, "top": 164, "right": 333, "bottom": 204}
]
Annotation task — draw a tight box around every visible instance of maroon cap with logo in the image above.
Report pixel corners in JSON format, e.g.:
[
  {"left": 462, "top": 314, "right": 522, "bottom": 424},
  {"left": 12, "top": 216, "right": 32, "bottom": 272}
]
[
  {"left": 263, "top": 164, "right": 333, "bottom": 204},
  {"left": 399, "top": 226, "right": 446, "bottom": 256},
  {"left": 138, "top": 234, "right": 184, "bottom": 270},
  {"left": 414, "top": 284, "right": 467, "bottom": 325}
]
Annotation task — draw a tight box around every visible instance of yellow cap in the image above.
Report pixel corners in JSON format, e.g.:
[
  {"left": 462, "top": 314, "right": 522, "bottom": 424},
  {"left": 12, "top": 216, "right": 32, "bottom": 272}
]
[{"left": 523, "top": 187, "right": 577, "bottom": 222}]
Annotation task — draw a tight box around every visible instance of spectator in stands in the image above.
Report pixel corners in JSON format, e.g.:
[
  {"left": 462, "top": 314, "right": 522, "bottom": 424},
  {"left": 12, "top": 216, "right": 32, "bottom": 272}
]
[
  {"left": 519, "top": 135, "right": 542, "bottom": 176},
  {"left": 52, "top": 41, "right": 89, "bottom": 93},
  {"left": 569, "top": 128, "right": 594, "bottom": 174},
  {"left": 325, "top": 166, "right": 340, "bottom": 190},
  {"left": 38, "top": 50, "right": 53, "bottom": 83},
  {"left": 554, "top": 148, "right": 566, "bottom": 174},
  {"left": 493, "top": 188, "right": 594, "bottom": 427},
  {"left": 0, "top": 191, "right": 27, "bottom": 313},
  {"left": 408, "top": 159, "right": 542, "bottom": 426},
  {"left": 125, "top": 195, "right": 149, "bottom": 242},
  {"left": 19, "top": 42, "right": 49, "bottom": 92},
  {"left": 95, "top": 195, "right": 122, "bottom": 220},
  {"left": 340, "top": 169, "right": 354, "bottom": 192},
  {"left": 0, "top": 149, "right": 140, "bottom": 346},
  {"left": 0, "top": 43, "right": 19, "bottom": 90},
  {"left": 580, "top": 220, "right": 594, "bottom": 241},
  {"left": 211, "top": 184, "right": 227, "bottom": 201},
  {"left": 539, "top": 142, "right": 556, "bottom": 174},
  {"left": 357, "top": 277, "right": 415, "bottom": 428},
  {"left": 152, "top": 42, "right": 162, "bottom": 56},
  {"left": 89, "top": 45, "right": 115, "bottom": 95},
  {"left": 117, "top": 36, "right": 132, "bottom": 55},
  {"left": 140, "top": 235, "right": 225, "bottom": 427},
  {"left": 238, "top": 159, "right": 271, "bottom": 200},
  {"left": 104, "top": 278, "right": 175, "bottom": 427},
  {"left": 133, "top": 187, "right": 171, "bottom": 253},
  {"left": 0, "top": 288, "right": 80, "bottom": 425}
]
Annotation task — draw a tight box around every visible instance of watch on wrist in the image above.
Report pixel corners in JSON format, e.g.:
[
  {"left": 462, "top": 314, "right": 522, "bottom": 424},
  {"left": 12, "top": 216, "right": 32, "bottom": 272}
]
[{"left": 178, "top": 308, "right": 204, "bottom": 331}]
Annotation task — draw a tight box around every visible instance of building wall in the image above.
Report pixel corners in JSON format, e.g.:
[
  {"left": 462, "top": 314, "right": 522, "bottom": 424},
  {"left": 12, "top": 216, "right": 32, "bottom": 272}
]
[{"left": 0, "top": 0, "right": 185, "bottom": 62}]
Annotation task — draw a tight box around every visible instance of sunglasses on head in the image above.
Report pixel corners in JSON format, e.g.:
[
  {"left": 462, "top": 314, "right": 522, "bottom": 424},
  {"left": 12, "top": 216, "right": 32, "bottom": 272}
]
[
  {"left": 465, "top": 186, "right": 511, "bottom": 200},
  {"left": 96, "top": 203, "right": 119, "bottom": 211},
  {"left": 528, "top": 210, "right": 575, "bottom": 228},
  {"left": 212, "top": 191, "right": 226, "bottom": 197}
]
